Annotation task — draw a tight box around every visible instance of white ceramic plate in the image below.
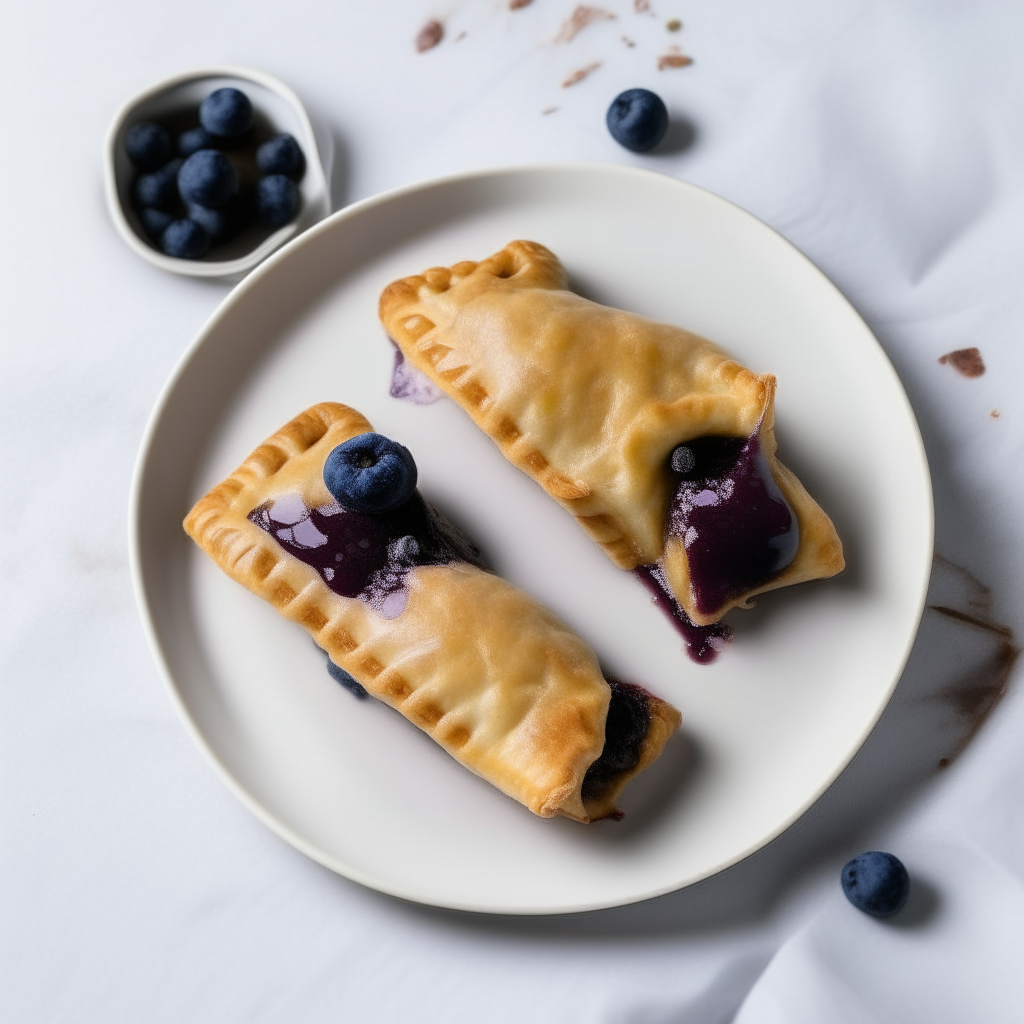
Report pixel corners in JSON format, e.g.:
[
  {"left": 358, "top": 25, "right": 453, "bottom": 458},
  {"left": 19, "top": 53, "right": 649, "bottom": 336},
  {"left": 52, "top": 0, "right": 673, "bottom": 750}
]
[{"left": 131, "top": 165, "right": 932, "bottom": 915}]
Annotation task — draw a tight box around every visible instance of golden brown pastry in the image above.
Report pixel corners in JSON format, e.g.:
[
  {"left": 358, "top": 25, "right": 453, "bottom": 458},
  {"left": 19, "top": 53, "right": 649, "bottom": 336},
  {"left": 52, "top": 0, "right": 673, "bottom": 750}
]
[
  {"left": 380, "top": 241, "right": 844, "bottom": 635},
  {"left": 184, "top": 402, "right": 680, "bottom": 822}
]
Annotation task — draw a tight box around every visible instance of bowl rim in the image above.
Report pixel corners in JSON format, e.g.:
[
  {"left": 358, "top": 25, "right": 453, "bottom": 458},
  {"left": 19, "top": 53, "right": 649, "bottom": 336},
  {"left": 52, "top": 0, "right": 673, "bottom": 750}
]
[{"left": 103, "top": 64, "right": 330, "bottom": 280}]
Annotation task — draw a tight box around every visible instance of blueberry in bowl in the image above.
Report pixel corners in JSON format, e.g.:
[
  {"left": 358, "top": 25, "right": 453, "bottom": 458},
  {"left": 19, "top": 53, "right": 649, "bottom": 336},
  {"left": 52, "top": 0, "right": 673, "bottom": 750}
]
[
  {"left": 606, "top": 89, "right": 669, "bottom": 153},
  {"left": 257, "top": 174, "right": 299, "bottom": 227},
  {"left": 841, "top": 851, "right": 910, "bottom": 918},
  {"left": 323, "top": 433, "right": 418, "bottom": 514},
  {"left": 132, "top": 158, "right": 182, "bottom": 210},
  {"left": 177, "top": 126, "right": 214, "bottom": 157},
  {"left": 178, "top": 150, "right": 239, "bottom": 207},
  {"left": 199, "top": 87, "right": 254, "bottom": 137},
  {"left": 257, "top": 133, "right": 305, "bottom": 179},
  {"left": 125, "top": 122, "right": 172, "bottom": 171},
  {"left": 160, "top": 219, "right": 211, "bottom": 259}
]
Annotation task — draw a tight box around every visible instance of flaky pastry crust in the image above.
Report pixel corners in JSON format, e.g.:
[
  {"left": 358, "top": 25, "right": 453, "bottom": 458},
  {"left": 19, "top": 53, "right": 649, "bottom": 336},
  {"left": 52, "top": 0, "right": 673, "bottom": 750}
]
[
  {"left": 380, "top": 241, "right": 844, "bottom": 625},
  {"left": 184, "top": 402, "right": 680, "bottom": 822}
]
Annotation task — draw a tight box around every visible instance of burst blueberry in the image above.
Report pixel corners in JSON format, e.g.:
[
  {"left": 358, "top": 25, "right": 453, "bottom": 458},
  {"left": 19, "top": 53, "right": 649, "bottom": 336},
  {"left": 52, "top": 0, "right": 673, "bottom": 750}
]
[
  {"left": 139, "top": 207, "right": 173, "bottom": 240},
  {"left": 160, "top": 219, "right": 211, "bottom": 259},
  {"left": 199, "top": 87, "right": 254, "bottom": 137},
  {"left": 125, "top": 121, "right": 172, "bottom": 170},
  {"left": 841, "top": 851, "right": 910, "bottom": 918},
  {"left": 132, "top": 158, "right": 182, "bottom": 210},
  {"left": 177, "top": 126, "right": 214, "bottom": 157},
  {"left": 257, "top": 174, "right": 299, "bottom": 227},
  {"left": 323, "top": 433, "right": 418, "bottom": 514},
  {"left": 326, "top": 658, "right": 368, "bottom": 699},
  {"left": 606, "top": 88, "right": 669, "bottom": 153},
  {"left": 256, "top": 133, "right": 304, "bottom": 179},
  {"left": 178, "top": 150, "right": 239, "bottom": 207}
]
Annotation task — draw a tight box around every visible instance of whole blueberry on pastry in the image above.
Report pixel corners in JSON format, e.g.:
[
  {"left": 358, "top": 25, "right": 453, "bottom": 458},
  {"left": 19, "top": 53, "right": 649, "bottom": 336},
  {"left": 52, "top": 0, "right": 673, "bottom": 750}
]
[
  {"left": 184, "top": 402, "right": 682, "bottom": 822},
  {"left": 606, "top": 89, "right": 669, "bottom": 152},
  {"left": 841, "top": 851, "right": 910, "bottom": 917},
  {"left": 199, "top": 87, "right": 254, "bottom": 137},
  {"left": 379, "top": 241, "right": 844, "bottom": 662}
]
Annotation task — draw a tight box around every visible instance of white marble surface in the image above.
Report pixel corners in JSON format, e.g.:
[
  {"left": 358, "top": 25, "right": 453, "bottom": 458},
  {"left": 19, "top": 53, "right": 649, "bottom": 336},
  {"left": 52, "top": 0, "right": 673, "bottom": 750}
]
[{"left": 3, "top": 1, "right": 1024, "bottom": 1020}]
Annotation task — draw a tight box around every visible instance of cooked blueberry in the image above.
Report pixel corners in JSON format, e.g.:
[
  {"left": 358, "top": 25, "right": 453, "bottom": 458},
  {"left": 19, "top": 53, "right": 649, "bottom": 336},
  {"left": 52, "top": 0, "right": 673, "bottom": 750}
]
[
  {"left": 160, "top": 219, "right": 211, "bottom": 259},
  {"left": 178, "top": 150, "right": 238, "bottom": 207},
  {"left": 256, "top": 133, "right": 305, "bottom": 178},
  {"left": 177, "top": 126, "right": 214, "bottom": 157},
  {"left": 670, "top": 444, "right": 696, "bottom": 475},
  {"left": 323, "top": 433, "right": 418, "bottom": 514},
  {"left": 139, "top": 207, "right": 173, "bottom": 240},
  {"left": 187, "top": 202, "right": 231, "bottom": 241},
  {"left": 841, "top": 851, "right": 910, "bottom": 918},
  {"left": 256, "top": 174, "right": 299, "bottom": 227},
  {"left": 606, "top": 88, "right": 669, "bottom": 153},
  {"left": 132, "top": 158, "right": 182, "bottom": 210},
  {"left": 125, "top": 122, "right": 172, "bottom": 170},
  {"left": 326, "top": 658, "right": 368, "bottom": 699},
  {"left": 199, "top": 87, "right": 254, "bottom": 137}
]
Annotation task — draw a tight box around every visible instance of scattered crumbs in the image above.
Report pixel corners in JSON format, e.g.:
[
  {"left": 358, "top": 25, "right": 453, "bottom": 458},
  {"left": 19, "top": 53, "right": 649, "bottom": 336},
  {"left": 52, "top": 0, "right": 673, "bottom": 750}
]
[
  {"left": 658, "top": 45, "right": 693, "bottom": 69},
  {"left": 416, "top": 19, "right": 444, "bottom": 52},
  {"left": 991, "top": 409, "right": 1001, "bottom": 419},
  {"left": 510, "top": 0, "right": 533, "bottom": 7},
  {"left": 666, "top": 18, "right": 682, "bottom": 30},
  {"left": 938, "top": 346, "right": 985, "bottom": 378},
  {"left": 634, "top": 0, "right": 651, "bottom": 11},
  {"left": 621, "top": 35, "right": 636, "bottom": 47},
  {"left": 562, "top": 61, "right": 602, "bottom": 87},
  {"left": 556, "top": 6, "right": 615, "bottom": 43},
  {"left": 455, "top": 30, "right": 467, "bottom": 41},
  {"left": 542, "top": 105, "right": 559, "bottom": 115}
]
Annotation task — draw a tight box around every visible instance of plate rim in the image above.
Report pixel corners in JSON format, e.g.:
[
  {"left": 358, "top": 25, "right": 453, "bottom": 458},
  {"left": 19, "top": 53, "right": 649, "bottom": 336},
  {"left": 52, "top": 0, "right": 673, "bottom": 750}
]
[{"left": 129, "top": 162, "right": 934, "bottom": 915}]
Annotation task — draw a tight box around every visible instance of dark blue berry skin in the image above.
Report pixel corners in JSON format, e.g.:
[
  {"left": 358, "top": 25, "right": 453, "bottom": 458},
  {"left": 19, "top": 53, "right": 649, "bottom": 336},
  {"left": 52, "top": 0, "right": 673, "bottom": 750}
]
[
  {"left": 125, "top": 122, "right": 172, "bottom": 171},
  {"left": 132, "top": 158, "right": 183, "bottom": 210},
  {"left": 326, "top": 658, "right": 368, "bottom": 699},
  {"left": 178, "top": 150, "right": 239, "bottom": 207},
  {"left": 606, "top": 89, "right": 669, "bottom": 153},
  {"left": 199, "top": 87, "right": 254, "bottom": 137},
  {"left": 257, "top": 133, "right": 305, "bottom": 179},
  {"left": 187, "top": 202, "right": 231, "bottom": 241},
  {"left": 160, "top": 219, "right": 211, "bottom": 259},
  {"left": 841, "top": 852, "right": 910, "bottom": 917},
  {"left": 257, "top": 174, "right": 299, "bottom": 227},
  {"left": 177, "top": 126, "right": 214, "bottom": 157},
  {"left": 139, "top": 207, "right": 173, "bottom": 240},
  {"left": 323, "top": 434, "right": 418, "bottom": 514}
]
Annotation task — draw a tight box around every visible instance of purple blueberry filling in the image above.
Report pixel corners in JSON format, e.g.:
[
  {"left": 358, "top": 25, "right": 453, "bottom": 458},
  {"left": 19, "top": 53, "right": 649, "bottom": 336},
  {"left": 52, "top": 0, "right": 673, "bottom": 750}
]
[
  {"left": 389, "top": 347, "right": 444, "bottom": 405},
  {"left": 249, "top": 492, "right": 484, "bottom": 618},
  {"left": 581, "top": 680, "right": 652, "bottom": 805},
  {"left": 637, "top": 424, "right": 799, "bottom": 664}
]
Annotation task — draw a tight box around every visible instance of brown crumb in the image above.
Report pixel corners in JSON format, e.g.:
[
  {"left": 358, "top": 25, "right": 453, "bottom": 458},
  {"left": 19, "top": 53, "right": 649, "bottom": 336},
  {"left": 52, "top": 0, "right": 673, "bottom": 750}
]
[
  {"left": 542, "top": 105, "right": 559, "bottom": 115},
  {"left": 455, "top": 30, "right": 467, "bottom": 41},
  {"left": 510, "top": 0, "right": 533, "bottom": 7},
  {"left": 562, "top": 62, "right": 602, "bottom": 87},
  {"left": 556, "top": 6, "right": 615, "bottom": 43},
  {"left": 658, "top": 45, "right": 693, "bottom": 69},
  {"left": 416, "top": 19, "right": 444, "bottom": 52},
  {"left": 991, "top": 409, "right": 1001, "bottom": 419},
  {"left": 634, "top": 0, "right": 651, "bottom": 11},
  {"left": 938, "top": 347, "right": 985, "bottom": 378},
  {"left": 666, "top": 18, "right": 682, "bottom": 30},
  {"left": 621, "top": 35, "right": 636, "bottom": 47}
]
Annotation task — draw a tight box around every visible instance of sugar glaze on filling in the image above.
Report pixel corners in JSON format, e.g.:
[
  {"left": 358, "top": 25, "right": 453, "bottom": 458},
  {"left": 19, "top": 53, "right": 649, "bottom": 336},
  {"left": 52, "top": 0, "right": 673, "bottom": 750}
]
[{"left": 638, "top": 424, "right": 799, "bottom": 664}]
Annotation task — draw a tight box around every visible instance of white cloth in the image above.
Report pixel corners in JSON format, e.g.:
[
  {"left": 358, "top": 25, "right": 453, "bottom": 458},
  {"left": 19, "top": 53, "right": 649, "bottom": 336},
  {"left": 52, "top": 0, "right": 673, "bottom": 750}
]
[{"left": 3, "top": 1, "right": 1024, "bottom": 1021}]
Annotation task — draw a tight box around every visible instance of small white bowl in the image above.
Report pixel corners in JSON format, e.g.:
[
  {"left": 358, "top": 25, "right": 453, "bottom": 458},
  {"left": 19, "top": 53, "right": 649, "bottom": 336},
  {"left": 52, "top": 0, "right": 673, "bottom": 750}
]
[{"left": 104, "top": 66, "right": 332, "bottom": 280}]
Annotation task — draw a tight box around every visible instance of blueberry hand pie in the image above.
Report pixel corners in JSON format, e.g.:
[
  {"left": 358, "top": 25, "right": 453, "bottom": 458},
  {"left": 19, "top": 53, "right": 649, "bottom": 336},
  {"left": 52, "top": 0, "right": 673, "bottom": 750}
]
[
  {"left": 184, "top": 402, "right": 681, "bottom": 822},
  {"left": 380, "top": 241, "right": 844, "bottom": 654}
]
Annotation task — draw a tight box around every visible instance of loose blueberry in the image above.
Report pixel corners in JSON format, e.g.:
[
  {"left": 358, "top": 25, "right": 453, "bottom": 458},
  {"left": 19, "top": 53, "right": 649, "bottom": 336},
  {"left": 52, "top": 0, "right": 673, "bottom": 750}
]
[
  {"left": 139, "top": 207, "right": 173, "bottom": 240},
  {"left": 606, "top": 88, "right": 669, "bottom": 153},
  {"left": 256, "top": 133, "right": 305, "bottom": 179},
  {"left": 187, "top": 202, "right": 231, "bottom": 241},
  {"left": 326, "top": 658, "right": 368, "bottom": 699},
  {"left": 256, "top": 174, "right": 299, "bottom": 227},
  {"left": 177, "top": 126, "right": 214, "bottom": 157},
  {"left": 323, "top": 433, "right": 418, "bottom": 514},
  {"left": 160, "top": 219, "right": 211, "bottom": 259},
  {"left": 178, "top": 150, "right": 239, "bottom": 207},
  {"left": 841, "top": 851, "right": 910, "bottom": 918},
  {"left": 125, "top": 121, "right": 172, "bottom": 171},
  {"left": 199, "top": 87, "right": 254, "bottom": 137},
  {"left": 132, "top": 158, "right": 182, "bottom": 210}
]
